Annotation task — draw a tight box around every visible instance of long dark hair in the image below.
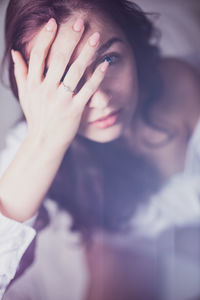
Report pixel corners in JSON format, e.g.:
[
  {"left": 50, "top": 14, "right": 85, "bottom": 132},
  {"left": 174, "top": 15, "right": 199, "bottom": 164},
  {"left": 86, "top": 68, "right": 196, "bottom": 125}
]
[{"left": 2, "top": 0, "right": 163, "bottom": 233}]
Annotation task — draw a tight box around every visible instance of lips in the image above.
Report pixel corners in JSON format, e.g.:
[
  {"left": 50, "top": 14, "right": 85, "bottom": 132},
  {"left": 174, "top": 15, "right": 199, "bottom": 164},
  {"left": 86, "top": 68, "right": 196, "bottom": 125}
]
[
  {"left": 90, "top": 109, "right": 121, "bottom": 123},
  {"left": 89, "top": 109, "right": 121, "bottom": 129}
]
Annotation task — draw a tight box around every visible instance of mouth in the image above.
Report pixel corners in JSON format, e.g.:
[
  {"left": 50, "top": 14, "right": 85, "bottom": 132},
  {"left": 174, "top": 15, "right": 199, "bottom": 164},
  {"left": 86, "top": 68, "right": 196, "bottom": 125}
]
[{"left": 89, "top": 109, "right": 122, "bottom": 129}]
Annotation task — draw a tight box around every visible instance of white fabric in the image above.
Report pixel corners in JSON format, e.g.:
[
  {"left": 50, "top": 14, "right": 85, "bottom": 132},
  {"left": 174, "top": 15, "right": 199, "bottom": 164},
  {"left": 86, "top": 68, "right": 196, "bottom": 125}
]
[
  {"left": 131, "top": 174, "right": 200, "bottom": 237},
  {"left": 131, "top": 119, "right": 200, "bottom": 237},
  {"left": 2, "top": 199, "right": 89, "bottom": 300},
  {"left": 0, "top": 214, "right": 36, "bottom": 299},
  {"left": 0, "top": 118, "right": 200, "bottom": 299}
]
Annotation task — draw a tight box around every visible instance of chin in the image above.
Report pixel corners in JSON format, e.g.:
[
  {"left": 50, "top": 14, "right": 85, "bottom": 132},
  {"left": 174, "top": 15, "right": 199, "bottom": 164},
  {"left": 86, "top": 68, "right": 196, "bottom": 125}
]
[{"left": 79, "top": 124, "right": 124, "bottom": 143}]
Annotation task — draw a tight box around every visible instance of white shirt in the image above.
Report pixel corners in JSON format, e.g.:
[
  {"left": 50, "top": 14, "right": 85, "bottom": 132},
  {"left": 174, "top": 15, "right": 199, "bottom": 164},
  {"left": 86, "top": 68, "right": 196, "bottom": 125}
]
[{"left": 0, "top": 120, "right": 200, "bottom": 299}]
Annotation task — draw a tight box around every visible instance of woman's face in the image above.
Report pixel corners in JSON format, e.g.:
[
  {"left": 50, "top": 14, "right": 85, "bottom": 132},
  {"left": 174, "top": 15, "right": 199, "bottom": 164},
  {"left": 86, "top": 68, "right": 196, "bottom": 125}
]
[{"left": 28, "top": 11, "right": 139, "bottom": 143}]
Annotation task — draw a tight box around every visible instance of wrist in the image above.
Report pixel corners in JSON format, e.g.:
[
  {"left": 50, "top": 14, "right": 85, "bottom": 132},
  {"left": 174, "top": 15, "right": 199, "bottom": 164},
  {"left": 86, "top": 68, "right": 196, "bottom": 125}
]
[{"left": 25, "top": 132, "right": 69, "bottom": 159}]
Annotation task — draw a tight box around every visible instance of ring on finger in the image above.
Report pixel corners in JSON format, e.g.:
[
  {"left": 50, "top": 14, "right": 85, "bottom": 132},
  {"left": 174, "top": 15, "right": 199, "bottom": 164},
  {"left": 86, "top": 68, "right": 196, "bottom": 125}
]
[{"left": 61, "top": 82, "right": 75, "bottom": 95}]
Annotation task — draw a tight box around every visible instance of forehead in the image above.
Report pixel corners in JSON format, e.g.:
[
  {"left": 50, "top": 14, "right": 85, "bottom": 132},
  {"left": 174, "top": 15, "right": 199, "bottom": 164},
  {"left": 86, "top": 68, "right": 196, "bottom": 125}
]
[
  {"left": 59, "top": 11, "right": 126, "bottom": 53},
  {"left": 27, "top": 10, "right": 127, "bottom": 59}
]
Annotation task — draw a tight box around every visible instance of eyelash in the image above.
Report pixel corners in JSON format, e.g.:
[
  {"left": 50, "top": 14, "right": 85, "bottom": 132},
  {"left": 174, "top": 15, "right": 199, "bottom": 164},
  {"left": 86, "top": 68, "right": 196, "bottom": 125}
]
[{"left": 101, "top": 53, "right": 120, "bottom": 66}]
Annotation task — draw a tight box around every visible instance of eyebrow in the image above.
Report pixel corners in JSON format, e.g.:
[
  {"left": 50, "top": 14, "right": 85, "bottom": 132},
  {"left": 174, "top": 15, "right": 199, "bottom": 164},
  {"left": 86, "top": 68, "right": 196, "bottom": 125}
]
[{"left": 97, "top": 37, "right": 123, "bottom": 56}]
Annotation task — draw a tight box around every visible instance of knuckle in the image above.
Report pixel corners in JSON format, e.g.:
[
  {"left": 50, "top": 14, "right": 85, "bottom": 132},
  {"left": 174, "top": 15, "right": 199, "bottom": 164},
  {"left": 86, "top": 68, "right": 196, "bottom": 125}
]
[
  {"left": 27, "top": 76, "right": 39, "bottom": 88},
  {"left": 42, "top": 81, "right": 53, "bottom": 93}
]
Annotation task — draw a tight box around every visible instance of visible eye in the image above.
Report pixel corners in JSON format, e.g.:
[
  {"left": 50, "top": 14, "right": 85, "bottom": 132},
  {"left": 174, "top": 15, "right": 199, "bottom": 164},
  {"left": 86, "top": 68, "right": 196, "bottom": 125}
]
[{"left": 102, "top": 53, "right": 120, "bottom": 66}]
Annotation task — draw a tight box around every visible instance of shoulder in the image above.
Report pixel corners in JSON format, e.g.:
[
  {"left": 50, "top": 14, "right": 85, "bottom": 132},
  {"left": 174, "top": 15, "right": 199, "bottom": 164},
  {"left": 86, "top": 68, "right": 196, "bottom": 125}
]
[
  {"left": 159, "top": 58, "right": 200, "bottom": 97},
  {"left": 158, "top": 58, "right": 200, "bottom": 133},
  {"left": 128, "top": 58, "right": 200, "bottom": 178}
]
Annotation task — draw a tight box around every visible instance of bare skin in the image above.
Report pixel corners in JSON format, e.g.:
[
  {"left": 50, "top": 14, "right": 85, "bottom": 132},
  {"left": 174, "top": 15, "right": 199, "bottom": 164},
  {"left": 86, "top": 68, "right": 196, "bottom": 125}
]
[
  {"left": 129, "top": 58, "right": 200, "bottom": 179},
  {"left": 0, "top": 16, "right": 109, "bottom": 221}
]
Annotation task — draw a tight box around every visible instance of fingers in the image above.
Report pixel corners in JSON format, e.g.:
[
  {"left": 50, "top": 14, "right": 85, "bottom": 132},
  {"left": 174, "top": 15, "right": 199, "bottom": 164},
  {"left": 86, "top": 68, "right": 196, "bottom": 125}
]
[
  {"left": 27, "top": 18, "right": 57, "bottom": 85},
  {"left": 75, "top": 61, "right": 109, "bottom": 109},
  {"left": 62, "top": 32, "right": 100, "bottom": 91},
  {"left": 11, "top": 50, "right": 27, "bottom": 98},
  {"left": 45, "top": 18, "right": 84, "bottom": 86}
]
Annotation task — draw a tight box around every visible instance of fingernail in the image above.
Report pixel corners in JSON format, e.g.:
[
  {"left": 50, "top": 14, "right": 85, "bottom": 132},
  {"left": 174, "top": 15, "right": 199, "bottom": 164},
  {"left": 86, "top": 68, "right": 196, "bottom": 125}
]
[
  {"left": 11, "top": 49, "right": 16, "bottom": 63},
  {"left": 101, "top": 61, "right": 109, "bottom": 72},
  {"left": 89, "top": 32, "right": 100, "bottom": 47},
  {"left": 46, "top": 18, "right": 56, "bottom": 32},
  {"left": 73, "top": 18, "right": 84, "bottom": 32}
]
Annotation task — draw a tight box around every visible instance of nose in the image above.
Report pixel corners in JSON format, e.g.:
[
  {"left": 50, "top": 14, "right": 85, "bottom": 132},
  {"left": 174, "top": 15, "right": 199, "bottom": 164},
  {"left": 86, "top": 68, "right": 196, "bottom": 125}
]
[{"left": 87, "top": 90, "right": 112, "bottom": 109}]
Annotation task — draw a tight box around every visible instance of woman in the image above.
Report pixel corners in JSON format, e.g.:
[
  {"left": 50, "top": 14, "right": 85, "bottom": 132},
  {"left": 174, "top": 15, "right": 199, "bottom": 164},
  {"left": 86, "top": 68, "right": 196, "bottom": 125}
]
[{"left": 1, "top": 0, "right": 200, "bottom": 299}]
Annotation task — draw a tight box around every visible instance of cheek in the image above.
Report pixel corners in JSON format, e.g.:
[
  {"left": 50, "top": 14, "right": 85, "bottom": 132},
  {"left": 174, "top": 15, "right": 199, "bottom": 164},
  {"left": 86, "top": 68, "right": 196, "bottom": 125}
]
[{"left": 105, "top": 63, "right": 138, "bottom": 102}]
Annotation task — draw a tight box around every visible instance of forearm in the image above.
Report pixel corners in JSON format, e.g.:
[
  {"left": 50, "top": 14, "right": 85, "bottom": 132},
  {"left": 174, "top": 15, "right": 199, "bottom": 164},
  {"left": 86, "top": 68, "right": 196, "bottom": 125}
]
[{"left": 0, "top": 135, "right": 67, "bottom": 222}]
